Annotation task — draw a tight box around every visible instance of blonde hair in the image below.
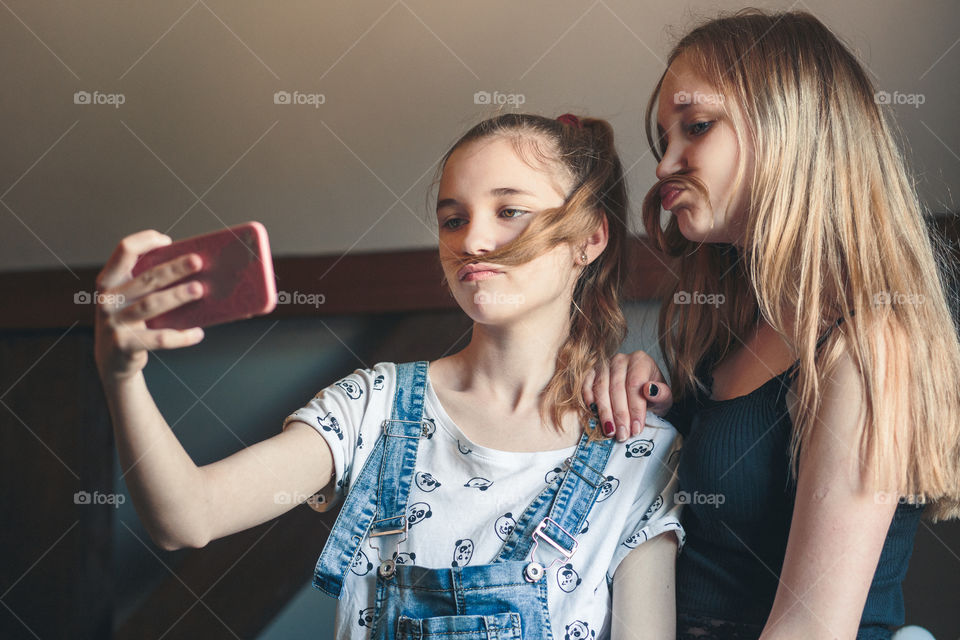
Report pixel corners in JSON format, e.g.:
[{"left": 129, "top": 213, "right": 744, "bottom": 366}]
[
  {"left": 436, "top": 114, "right": 629, "bottom": 438},
  {"left": 642, "top": 9, "right": 960, "bottom": 521}
]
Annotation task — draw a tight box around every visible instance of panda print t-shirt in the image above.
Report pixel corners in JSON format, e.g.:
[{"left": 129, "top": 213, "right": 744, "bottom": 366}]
[{"left": 283, "top": 362, "right": 685, "bottom": 640}]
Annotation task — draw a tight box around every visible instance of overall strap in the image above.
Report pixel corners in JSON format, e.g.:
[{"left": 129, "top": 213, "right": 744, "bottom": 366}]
[
  {"left": 495, "top": 421, "right": 615, "bottom": 566},
  {"left": 311, "top": 361, "right": 429, "bottom": 598}
]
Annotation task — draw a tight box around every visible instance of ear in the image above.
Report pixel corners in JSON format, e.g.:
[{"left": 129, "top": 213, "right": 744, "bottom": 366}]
[{"left": 584, "top": 212, "right": 609, "bottom": 263}]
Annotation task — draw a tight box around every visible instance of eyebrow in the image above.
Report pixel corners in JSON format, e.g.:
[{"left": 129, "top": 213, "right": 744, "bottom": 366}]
[
  {"left": 656, "top": 102, "right": 692, "bottom": 136},
  {"left": 436, "top": 187, "right": 536, "bottom": 211}
]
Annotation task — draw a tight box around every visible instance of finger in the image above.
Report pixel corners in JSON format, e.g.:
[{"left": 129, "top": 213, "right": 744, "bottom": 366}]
[
  {"left": 591, "top": 365, "right": 615, "bottom": 438},
  {"left": 114, "top": 280, "right": 204, "bottom": 324},
  {"left": 112, "top": 252, "right": 203, "bottom": 304},
  {"left": 97, "top": 230, "right": 172, "bottom": 290},
  {"left": 117, "top": 325, "right": 205, "bottom": 353},
  {"left": 624, "top": 353, "right": 661, "bottom": 437},
  {"left": 644, "top": 381, "right": 674, "bottom": 418},
  {"left": 581, "top": 368, "right": 596, "bottom": 407},
  {"left": 608, "top": 354, "right": 632, "bottom": 443}
]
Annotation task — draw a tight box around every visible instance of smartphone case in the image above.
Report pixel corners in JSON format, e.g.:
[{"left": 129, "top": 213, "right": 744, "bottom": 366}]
[{"left": 131, "top": 221, "right": 277, "bottom": 330}]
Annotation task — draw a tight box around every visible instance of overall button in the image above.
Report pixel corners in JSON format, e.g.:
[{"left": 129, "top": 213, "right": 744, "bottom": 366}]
[
  {"left": 378, "top": 559, "right": 396, "bottom": 579},
  {"left": 523, "top": 561, "right": 544, "bottom": 582}
]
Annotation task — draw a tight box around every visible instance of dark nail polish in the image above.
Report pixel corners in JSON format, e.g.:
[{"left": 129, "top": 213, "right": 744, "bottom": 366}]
[
  {"left": 649, "top": 383, "right": 659, "bottom": 397},
  {"left": 603, "top": 421, "right": 615, "bottom": 437},
  {"left": 589, "top": 403, "right": 598, "bottom": 413}
]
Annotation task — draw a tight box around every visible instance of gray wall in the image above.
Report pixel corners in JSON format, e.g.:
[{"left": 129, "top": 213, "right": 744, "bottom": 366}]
[{"left": 1, "top": 0, "right": 958, "bottom": 274}]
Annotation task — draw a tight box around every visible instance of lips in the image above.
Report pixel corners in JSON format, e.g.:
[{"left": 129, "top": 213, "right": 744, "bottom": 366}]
[
  {"left": 457, "top": 263, "right": 503, "bottom": 282},
  {"left": 659, "top": 183, "right": 685, "bottom": 210}
]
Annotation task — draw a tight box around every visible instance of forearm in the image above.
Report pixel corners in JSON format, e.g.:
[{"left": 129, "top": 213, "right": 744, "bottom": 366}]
[{"left": 103, "top": 373, "right": 208, "bottom": 550}]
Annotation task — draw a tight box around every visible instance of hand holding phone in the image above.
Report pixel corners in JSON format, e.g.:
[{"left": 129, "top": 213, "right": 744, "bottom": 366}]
[{"left": 130, "top": 222, "right": 277, "bottom": 330}]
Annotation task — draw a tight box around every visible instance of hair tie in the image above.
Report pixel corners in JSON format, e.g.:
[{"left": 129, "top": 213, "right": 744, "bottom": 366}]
[{"left": 557, "top": 113, "right": 583, "bottom": 129}]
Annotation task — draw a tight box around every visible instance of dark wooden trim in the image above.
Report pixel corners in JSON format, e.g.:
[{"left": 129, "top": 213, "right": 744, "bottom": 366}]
[
  {"left": 3, "top": 217, "right": 958, "bottom": 331},
  {"left": 0, "top": 238, "right": 678, "bottom": 330}
]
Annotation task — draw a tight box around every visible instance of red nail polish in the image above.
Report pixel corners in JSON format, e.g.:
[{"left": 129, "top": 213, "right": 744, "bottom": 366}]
[{"left": 603, "top": 421, "right": 615, "bottom": 436}]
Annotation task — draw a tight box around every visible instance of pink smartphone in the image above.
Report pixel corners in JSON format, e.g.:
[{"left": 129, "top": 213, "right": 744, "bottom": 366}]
[{"left": 131, "top": 221, "right": 277, "bottom": 330}]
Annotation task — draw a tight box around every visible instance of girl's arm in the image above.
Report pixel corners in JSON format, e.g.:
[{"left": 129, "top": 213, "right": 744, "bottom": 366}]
[
  {"left": 611, "top": 532, "right": 678, "bottom": 639},
  {"left": 760, "top": 350, "right": 899, "bottom": 639},
  {"left": 96, "top": 230, "right": 334, "bottom": 551}
]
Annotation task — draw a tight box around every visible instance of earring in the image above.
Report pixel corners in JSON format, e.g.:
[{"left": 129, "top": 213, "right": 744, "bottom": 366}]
[{"left": 579, "top": 252, "right": 588, "bottom": 264}]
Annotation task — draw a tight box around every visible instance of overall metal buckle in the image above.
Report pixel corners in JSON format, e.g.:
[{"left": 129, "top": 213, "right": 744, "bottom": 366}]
[
  {"left": 369, "top": 516, "right": 407, "bottom": 579},
  {"left": 524, "top": 517, "right": 578, "bottom": 582}
]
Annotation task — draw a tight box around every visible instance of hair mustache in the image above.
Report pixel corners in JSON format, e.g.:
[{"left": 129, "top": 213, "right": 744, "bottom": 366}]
[{"left": 642, "top": 174, "right": 711, "bottom": 212}]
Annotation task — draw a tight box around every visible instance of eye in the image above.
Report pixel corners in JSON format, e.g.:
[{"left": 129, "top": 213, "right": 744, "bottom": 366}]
[
  {"left": 500, "top": 208, "right": 528, "bottom": 219},
  {"left": 441, "top": 217, "right": 466, "bottom": 230},
  {"left": 688, "top": 121, "right": 713, "bottom": 136}
]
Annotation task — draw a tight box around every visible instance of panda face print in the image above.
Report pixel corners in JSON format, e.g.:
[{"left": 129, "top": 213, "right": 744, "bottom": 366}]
[
  {"left": 556, "top": 563, "right": 582, "bottom": 593},
  {"left": 317, "top": 412, "right": 344, "bottom": 440},
  {"left": 564, "top": 620, "right": 595, "bottom": 640},
  {"left": 407, "top": 501, "right": 432, "bottom": 526},
  {"left": 358, "top": 607, "right": 374, "bottom": 627},
  {"left": 350, "top": 549, "right": 373, "bottom": 575},
  {"left": 392, "top": 551, "right": 416, "bottom": 565},
  {"left": 596, "top": 476, "right": 620, "bottom": 502},
  {"left": 494, "top": 513, "right": 516, "bottom": 540},
  {"left": 625, "top": 438, "right": 654, "bottom": 458},
  {"left": 357, "top": 431, "right": 364, "bottom": 449},
  {"left": 373, "top": 374, "right": 384, "bottom": 390},
  {"left": 414, "top": 471, "right": 441, "bottom": 492},
  {"left": 544, "top": 466, "right": 563, "bottom": 484},
  {"left": 463, "top": 477, "right": 492, "bottom": 491},
  {"left": 579, "top": 520, "right": 589, "bottom": 535},
  {"left": 622, "top": 530, "right": 648, "bottom": 549},
  {"left": 335, "top": 379, "right": 362, "bottom": 400},
  {"left": 451, "top": 539, "right": 474, "bottom": 567},
  {"left": 421, "top": 418, "right": 436, "bottom": 439},
  {"left": 641, "top": 494, "right": 664, "bottom": 521},
  {"left": 457, "top": 440, "right": 472, "bottom": 455}
]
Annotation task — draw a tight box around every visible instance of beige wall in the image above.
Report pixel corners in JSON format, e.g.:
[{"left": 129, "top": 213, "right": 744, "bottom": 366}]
[{"left": 1, "top": 0, "right": 957, "bottom": 272}]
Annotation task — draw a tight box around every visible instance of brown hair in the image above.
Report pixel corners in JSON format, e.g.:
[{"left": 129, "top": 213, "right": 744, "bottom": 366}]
[
  {"left": 642, "top": 9, "right": 960, "bottom": 520},
  {"left": 436, "top": 113, "right": 629, "bottom": 438}
]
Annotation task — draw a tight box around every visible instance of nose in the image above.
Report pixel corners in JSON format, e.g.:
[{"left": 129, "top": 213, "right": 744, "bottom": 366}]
[
  {"left": 655, "top": 138, "right": 685, "bottom": 181},
  {"left": 461, "top": 215, "right": 497, "bottom": 256}
]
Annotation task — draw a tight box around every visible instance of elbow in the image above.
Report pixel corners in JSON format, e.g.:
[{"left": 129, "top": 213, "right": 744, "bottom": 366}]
[{"left": 150, "top": 527, "right": 210, "bottom": 552}]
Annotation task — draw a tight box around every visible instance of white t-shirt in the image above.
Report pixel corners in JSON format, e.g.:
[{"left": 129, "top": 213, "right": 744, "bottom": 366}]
[{"left": 283, "top": 362, "right": 685, "bottom": 640}]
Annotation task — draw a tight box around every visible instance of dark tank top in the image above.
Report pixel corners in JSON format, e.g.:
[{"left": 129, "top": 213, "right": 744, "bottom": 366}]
[{"left": 666, "top": 317, "right": 925, "bottom": 639}]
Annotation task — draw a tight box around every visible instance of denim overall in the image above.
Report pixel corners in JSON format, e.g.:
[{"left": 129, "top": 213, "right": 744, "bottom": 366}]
[{"left": 312, "top": 361, "right": 615, "bottom": 639}]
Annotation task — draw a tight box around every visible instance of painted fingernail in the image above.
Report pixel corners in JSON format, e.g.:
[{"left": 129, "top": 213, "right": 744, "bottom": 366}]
[
  {"left": 603, "top": 421, "right": 615, "bottom": 437},
  {"left": 649, "top": 383, "right": 660, "bottom": 397},
  {"left": 589, "top": 403, "right": 598, "bottom": 413}
]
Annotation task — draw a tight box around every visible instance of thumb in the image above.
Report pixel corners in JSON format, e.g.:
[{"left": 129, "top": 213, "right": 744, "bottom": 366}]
[{"left": 643, "top": 382, "right": 673, "bottom": 417}]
